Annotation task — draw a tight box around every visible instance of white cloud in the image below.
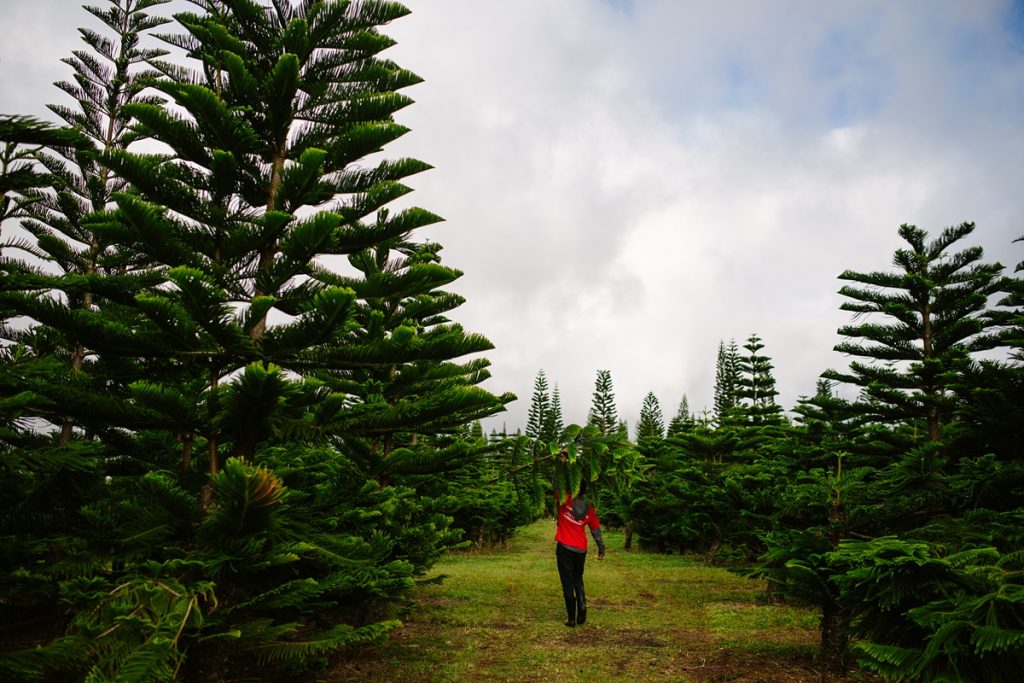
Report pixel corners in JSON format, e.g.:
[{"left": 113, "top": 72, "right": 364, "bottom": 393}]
[
  {"left": 3, "top": 0, "right": 1022, "bottom": 435},
  {"left": 384, "top": 0, "right": 1024, "bottom": 432}
]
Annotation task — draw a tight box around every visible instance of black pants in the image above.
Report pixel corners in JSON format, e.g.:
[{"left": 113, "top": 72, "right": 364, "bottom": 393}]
[{"left": 556, "top": 542, "right": 587, "bottom": 623}]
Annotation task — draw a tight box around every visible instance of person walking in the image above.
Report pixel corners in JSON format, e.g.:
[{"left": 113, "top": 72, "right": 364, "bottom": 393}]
[{"left": 554, "top": 477, "right": 605, "bottom": 627}]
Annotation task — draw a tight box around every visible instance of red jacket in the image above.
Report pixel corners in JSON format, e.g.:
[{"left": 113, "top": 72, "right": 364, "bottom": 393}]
[{"left": 555, "top": 494, "right": 602, "bottom": 552}]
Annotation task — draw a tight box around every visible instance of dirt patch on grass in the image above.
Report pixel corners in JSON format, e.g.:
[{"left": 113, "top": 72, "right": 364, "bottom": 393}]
[
  {"left": 411, "top": 594, "right": 466, "bottom": 609},
  {"left": 749, "top": 628, "right": 819, "bottom": 646},
  {"left": 488, "top": 621, "right": 519, "bottom": 630},
  {"left": 613, "top": 633, "right": 667, "bottom": 648},
  {"left": 579, "top": 624, "right": 711, "bottom": 649},
  {"left": 677, "top": 650, "right": 878, "bottom": 683},
  {"left": 599, "top": 628, "right": 667, "bottom": 648},
  {"left": 672, "top": 626, "right": 718, "bottom": 645}
]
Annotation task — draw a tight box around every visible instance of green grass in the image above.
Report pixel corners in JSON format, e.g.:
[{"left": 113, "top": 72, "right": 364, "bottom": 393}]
[{"left": 329, "top": 521, "right": 869, "bottom": 682}]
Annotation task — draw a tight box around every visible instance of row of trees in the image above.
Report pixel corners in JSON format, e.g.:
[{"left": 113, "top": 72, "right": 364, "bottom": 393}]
[
  {"left": 1, "top": 1, "right": 516, "bottom": 680},
  {"left": 517, "top": 221, "right": 1023, "bottom": 680},
  {"left": 526, "top": 327, "right": 782, "bottom": 445}
]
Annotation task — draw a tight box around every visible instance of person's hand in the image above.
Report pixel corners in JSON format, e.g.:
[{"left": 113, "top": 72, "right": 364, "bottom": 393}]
[{"left": 558, "top": 449, "right": 568, "bottom": 463}]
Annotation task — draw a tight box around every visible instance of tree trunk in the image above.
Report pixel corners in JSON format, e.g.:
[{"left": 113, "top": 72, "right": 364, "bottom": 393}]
[
  {"left": 820, "top": 458, "right": 849, "bottom": 677},
  {"left": 819, "top": 602, "right": 848, "bottom": 677},
  {"left": 927, "top": 406, "right": 940, "bottom": 442},
  {"left": 201, "top": 366, "right": 220, "bottom": 511},
  {"left": 178, "top": 433, "right": 194, "bottom": 478},
  {"left": 624, "top": 521, "right": 634, "bottom": 550}
]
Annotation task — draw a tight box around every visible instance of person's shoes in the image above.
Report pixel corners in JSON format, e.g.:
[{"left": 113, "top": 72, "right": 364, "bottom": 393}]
[
  {"left": 564, "top": 619, "right": 576, "bottom": 627},
  {"left": 576, "top": 608, "right": 587, "bottom": 625}
]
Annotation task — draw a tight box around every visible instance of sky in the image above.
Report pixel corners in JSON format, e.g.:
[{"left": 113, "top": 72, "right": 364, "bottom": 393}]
[{"left": 2, "top": 1, "right": 1023, "bottom": 435}]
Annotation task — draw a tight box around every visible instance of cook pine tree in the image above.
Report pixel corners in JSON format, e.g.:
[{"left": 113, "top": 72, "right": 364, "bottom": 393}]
[
  {"left": 713, "top": 339, "right": 741, "bottom": 427},
  {"left": 544, "top": 382, "right": 564, "bottom": 442},
  {"left": 587, "top": 368, "right": 619, "bottom": 435},
  {"left": 1, "top": 0, "right": 169, "bottom": 470},
  {"left": 666, "top": 394, "right": 695, "bottom": 435},
  {"left": 736, "top": 333, "right": 783, "bottom": 425},
  {"left": 319, "top": 237, "right": 512, "bottom": 485},
  {"left": 0, "top": 1, "right": 511, "bottom": 679},
  {"left": 1, "top": 115, "right": 90, "bottom": 458},
  {"left": 526, "top": 369, "right": 551, "bottom": 440},
  {"left": 822, "top": 222, "right": 1008, "bottom": 441},
  {"left": 636, "top": 390, "right": 665, "bottom": 440}
]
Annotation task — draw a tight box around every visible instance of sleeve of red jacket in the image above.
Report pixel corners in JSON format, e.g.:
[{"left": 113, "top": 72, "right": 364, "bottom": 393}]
[{"left": 588, "top": 507, "right": 606, "bottom": 555}]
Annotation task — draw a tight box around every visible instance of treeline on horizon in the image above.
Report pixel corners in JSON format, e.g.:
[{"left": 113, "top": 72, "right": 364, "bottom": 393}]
[
  {"left": 1, "top": 1, "right": 1023, "bottom": 682},
  {"left": 519, "top": 330, "right": 806, "bottom": 445}
]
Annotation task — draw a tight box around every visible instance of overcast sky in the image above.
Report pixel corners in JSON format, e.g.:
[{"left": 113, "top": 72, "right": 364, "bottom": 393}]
[{"left": 2, "top": 1, "right": 1023, "bottom": 435}]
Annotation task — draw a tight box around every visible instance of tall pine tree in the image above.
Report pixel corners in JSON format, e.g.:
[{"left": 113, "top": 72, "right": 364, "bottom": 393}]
[
  {"left": 543, "top": 382, "right": 564, "bottom": 442},
  {"left": 0, "top": 2, "right": 512, "bottom": 678},
  {"left": 526, "top": 369, "right": 550, "bottom": 440},
  {"left": 666, "top": 394, "right": 694, "bottom": 435},
  {"left": 587, "top": 368, "right": 618, "bottom": 436},
  {"left": 713, "top": 339, "right": 740, "bottom": 426},
  {"left": 9, "top": 0, "right": 172, "bottom": 446},
  {"left": 636, "top": 391, "right": 665, "bottom": 440},
  {"left": 822, "top": 223, "right": 1007, "bottom": 441},
  {"left": 736, "top": 333, "right": 783, "bottom": 424}
]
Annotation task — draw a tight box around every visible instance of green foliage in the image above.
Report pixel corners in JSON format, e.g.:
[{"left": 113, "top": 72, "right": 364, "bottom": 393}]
[
  {"left": 200, "top": 457, "right": 284, "bottom": 539},
  {"left": 525, "top": 369, "right": 551, "bottom": 440},
  {"left": 0, "top": 448, "right": 445, "bottom": 681},
  {"left": 1, "top": 116, "right": 90, "bottom": 223},
  {"left": 666, "top": 394, "right": 695, "bottom": 436},
  {"left": 629, "top": 431, "right": 801, "bottom": 558},
  {"left": 410, "top": 431, "right": 531, "bottom": 548},
  {"left": 713, "top": 339, "right": 741, "bottom": 426},
  {"left": 836, "top": 539, "right": 1024, "bottom": 682},
  {"left": 823, "top": 222, "right": 1010, "bottom": 440},
  {"left": 0, "top": 1, "right": 511, "bottom": 679},
  {"left": 250, "top": 620, "right": 398, "bottom": 668},
  {"left": 736, "top": 333, "right": 783, "bottom": 425},
  {"left": 635, "top": 391, "right": 665, "bottom": 440},
  {"left": 587, "top": 369, "right": 619, "bottom": 436}
]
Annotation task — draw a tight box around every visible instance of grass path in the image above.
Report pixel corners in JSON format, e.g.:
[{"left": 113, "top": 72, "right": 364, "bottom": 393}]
[{"left": 331, "top": 521, "right": 870, "bottom": 682}]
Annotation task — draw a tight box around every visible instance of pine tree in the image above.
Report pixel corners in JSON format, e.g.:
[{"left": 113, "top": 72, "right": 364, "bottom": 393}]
[
  {"left": 1, "top": 115, "right": 90, "bottom": 453},
  {"left": 791, "top": 379, "right": 867, "bottom": 468},
  {"left": 713, "top": 339, "right": 741, "bottom": 426},
  {"left": 822, "top": 223, "right": 1008, "bottom": 441},
  {"left": 947, "top": 235, "right": 1024, "bottom": 464},
  {"left": 25, "top": 0, "right": 508, "bottom": 467},
  {"left": 526, "top": 369, "right": 550, "bottom": 439},
  {"left": 999, "top": 236, "right": 1024, "bottom": 360},
  {"left": 795, "top": 379, "right": 846, "bottom": 433},
  {"left": 736, "top": 333, "right": 783, "bottom": 424},
  {"left": 543, "top": 382, "right": 564, "bottom": 442},
  {"left": 6, "top": 0, "right": 172, "bottom": 446},
  {"left": 0, "top": 2, "right": 511, "bottom": 677},
  {"left": 320, "top": 239, "right": 512, "bottom": 482},
  {"left": 587, "top": 369, "right": 618, "bottom": 435},
  {"left": 1, "top": 117, "right": 90, "bottom": 225},
  {"left": 636, "top": 391, "right": 664, "bottom": 440},
  {"left": 666, "top": 394, "right": 694, "bottom": 436}
]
